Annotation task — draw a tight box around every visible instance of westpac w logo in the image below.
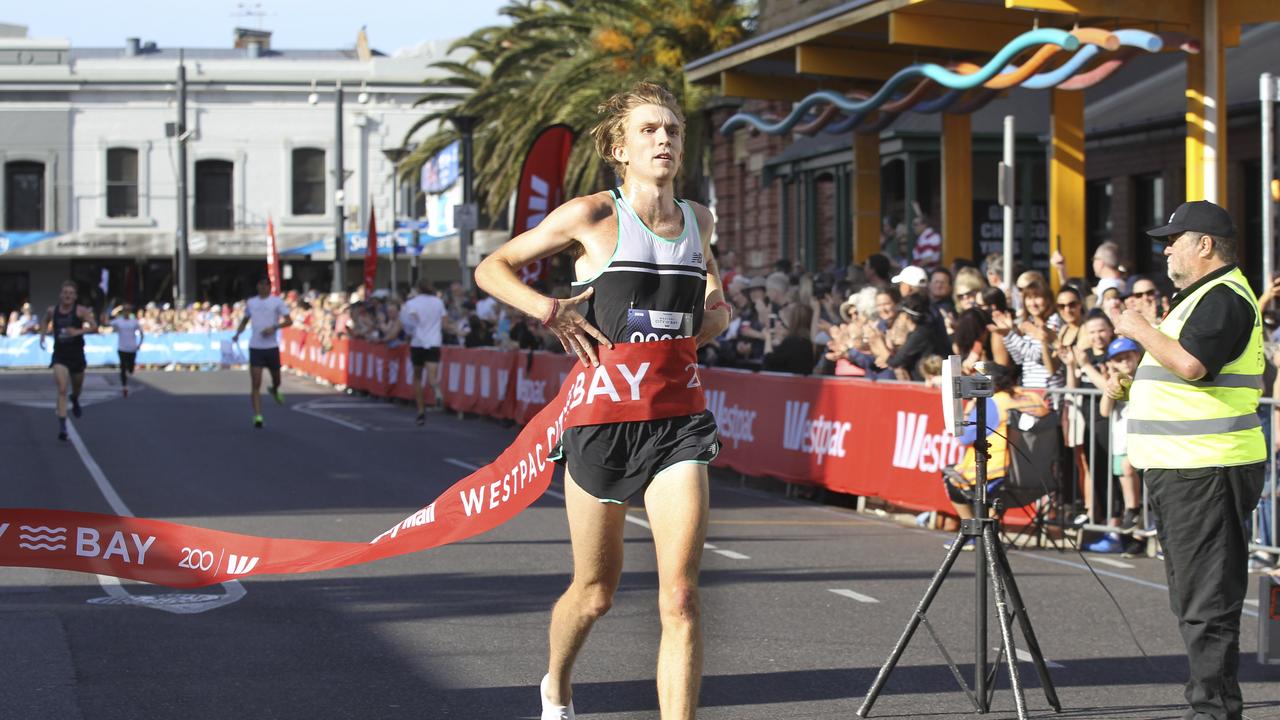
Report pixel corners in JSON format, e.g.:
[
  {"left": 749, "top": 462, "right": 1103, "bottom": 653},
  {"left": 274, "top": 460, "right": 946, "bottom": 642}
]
[{"left": 226, "top": 554, "right": 259, "bottom": 576}]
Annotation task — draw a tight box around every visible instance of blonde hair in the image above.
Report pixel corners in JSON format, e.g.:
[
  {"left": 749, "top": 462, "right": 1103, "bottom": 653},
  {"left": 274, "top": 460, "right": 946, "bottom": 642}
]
[{"left": 591, "top": 81, "right": 684, "bottom": 179}]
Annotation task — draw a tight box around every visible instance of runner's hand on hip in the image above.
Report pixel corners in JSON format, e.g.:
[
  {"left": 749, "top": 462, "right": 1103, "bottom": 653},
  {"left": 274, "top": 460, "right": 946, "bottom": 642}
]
[{"left": 547, "top": 287, "right": 612, "bottom": 367}]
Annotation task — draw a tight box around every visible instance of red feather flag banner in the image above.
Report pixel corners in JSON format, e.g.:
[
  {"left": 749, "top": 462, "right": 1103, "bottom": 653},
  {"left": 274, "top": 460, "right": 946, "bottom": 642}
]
[
  {"left": 512, "top": 125, "right": 575, "bottom": 286},
  {"left": 266, "top": 217, "right": 281, "bottom": 294},
  {"left": 363, "top": 206, "right": 379, "bottom": 295},
  {"left": 0, "top": 340, "right": 705, "bottom": 588}
]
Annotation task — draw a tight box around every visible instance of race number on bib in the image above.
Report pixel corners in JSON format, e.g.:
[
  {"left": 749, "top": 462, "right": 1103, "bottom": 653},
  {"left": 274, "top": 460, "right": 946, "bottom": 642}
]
[{"left": 626, "top": 309, "right": 692, "bottom": 343}]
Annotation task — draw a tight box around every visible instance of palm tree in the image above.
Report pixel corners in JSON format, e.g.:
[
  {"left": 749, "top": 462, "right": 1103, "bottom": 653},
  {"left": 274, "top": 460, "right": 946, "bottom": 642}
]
[{"left": 401, "top": 0, "right": 750, "bottom": 223}]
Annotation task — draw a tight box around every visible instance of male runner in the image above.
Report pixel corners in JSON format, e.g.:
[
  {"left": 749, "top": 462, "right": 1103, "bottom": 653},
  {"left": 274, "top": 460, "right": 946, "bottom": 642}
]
[
  {"left": 40, "top": 280, "right": 97, "bottom": 441},
  {"left": 475, "top": 82, "right": 731, "bottom": 720},
  {"left": 231, "top": 277, "right": 292, "bottom": 428},
  {"left": 403, "top": 276, "right": 446, "bottom": 425},
  {"left": 108, "top": 303, "right": 144, "bottom": 397}
]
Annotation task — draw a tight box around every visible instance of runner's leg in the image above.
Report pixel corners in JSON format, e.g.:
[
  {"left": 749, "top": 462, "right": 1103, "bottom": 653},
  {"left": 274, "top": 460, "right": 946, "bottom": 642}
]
[
  {"left": 250, "top": 366, "right": 263, "bottom": 416},
  {"left": 643, "top": 462, "right": 710, "bottom": 720},
  {"left": 412, "top": 362, "right": 425, "bottom": 415},
  {"left": 70, "top": 370, "right": 85, "bottom": 402},
  {"left": 119, "top": 353, "right": 128, "bottom": 387},
  {"left": 546, "top": 471, "right": 628, "bottom": 705},
  {"left": 427, "top": 360, "right": 442, "bottom": 408},
  {"left": 53, "top": 364, "right": 69, "bottom": 420}
]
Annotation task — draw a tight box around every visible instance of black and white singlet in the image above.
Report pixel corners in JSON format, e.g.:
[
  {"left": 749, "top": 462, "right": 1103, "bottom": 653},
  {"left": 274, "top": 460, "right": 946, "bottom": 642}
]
[
  {"left": 574, "top": 188, "right": 708, "bottom": 345},
  {"left": 551, "top": 189, "right": 719, "bottom": 504}
]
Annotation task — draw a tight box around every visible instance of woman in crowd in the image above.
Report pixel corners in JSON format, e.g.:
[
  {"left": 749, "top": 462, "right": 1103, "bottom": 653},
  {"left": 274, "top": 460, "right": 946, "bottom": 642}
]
[
  {"left": 764, "top": 303, "right": 818, "bottom": 375},
  {"left": 886, "top": 293, "right": 948, "bottom": 381},
  {"left": 998, "top": 283, "right": 1063, "bottom": 391}
]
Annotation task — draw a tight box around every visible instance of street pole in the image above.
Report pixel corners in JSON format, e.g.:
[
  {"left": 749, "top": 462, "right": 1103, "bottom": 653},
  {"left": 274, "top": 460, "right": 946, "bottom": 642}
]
[
  {"left": 332, "top": 80, "right": 346, "bottom": 294},
  {"left": 449, "top": 115, "right": 479, "bottom": 291},
  {"left": 1001, "top": 115, "right": 1015, "bottom": 293},
  {"left": 381, "top": 146, "right": 411, "bottom": 297},
  {"left": 1263, "top": 73, "right": 1275, "bottom": 291},
  {"left": 175, "top": 52, "right": 192, "bottom": 306}
]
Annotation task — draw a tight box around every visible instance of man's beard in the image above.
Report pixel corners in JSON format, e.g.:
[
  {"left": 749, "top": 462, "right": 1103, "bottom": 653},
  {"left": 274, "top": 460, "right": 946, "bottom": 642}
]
[{"left": 1166, "top": 262, "right": 1185, "bottom": 288}]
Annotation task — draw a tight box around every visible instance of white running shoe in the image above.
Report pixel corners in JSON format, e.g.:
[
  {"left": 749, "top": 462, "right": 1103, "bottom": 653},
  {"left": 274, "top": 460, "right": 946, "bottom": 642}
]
[{"left": 540, "top": 674, "right": 575, "bottom": 720}]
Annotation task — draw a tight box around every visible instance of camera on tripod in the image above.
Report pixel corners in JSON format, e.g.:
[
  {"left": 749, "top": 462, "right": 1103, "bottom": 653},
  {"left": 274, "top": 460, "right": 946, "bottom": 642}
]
[{"left": 940, "top": 355, "right": 993, "bottom": 436}]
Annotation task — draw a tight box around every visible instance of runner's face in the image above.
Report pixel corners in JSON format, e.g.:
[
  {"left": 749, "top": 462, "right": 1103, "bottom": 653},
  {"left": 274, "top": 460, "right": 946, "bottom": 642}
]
[
  {"left": 60, "top": 285, "right": 76, "bottom": 305},
  {"left": 617, "top": 103, "right": 683, "bottom": 182}
]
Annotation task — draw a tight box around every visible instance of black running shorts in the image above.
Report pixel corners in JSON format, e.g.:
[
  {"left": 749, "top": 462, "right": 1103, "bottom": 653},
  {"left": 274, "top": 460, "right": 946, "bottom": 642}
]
[
  {"left": 410, "top": 346, "right": 441, "bottom": 367},
  {"left": 50, "top": 349, "right": 86, "bottom": 374},
  {"left": 249, "top": 347, "right": 281, "bottom": 369},
  {"left": 118, "top": 351, "right": 137, "bottom": 373},
  {"left": 551, "top": 410, "right": 720, "bottom": 503}
]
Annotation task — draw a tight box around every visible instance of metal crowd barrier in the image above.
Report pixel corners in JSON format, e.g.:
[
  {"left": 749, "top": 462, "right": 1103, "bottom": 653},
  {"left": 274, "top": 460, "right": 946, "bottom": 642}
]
[{"left": 1045, "top": 387, "right": 1279, "bottom": 558}]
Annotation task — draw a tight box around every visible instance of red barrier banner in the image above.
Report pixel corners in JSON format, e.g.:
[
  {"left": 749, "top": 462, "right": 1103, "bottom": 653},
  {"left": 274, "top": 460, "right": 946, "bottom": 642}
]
[
  {"left": 702, "top": 368, "right": 960, "bottom": 512},
  {"left": 441, "top": 347, "right": 520, "bottom": 418},
  {"left": 0, "top": 339, "right": 704, "bottom": 587},
  {"left": 513, "top": 351, "right": 577, "bottom": 424}
]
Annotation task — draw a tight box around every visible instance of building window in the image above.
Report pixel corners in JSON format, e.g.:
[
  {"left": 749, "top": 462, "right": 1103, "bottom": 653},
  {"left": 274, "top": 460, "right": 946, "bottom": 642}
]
[
  {"left": 5, "top": 161, "right": 45, "bottom": 231},
  {"left": 106, "top": 148, "right": 139, "bottom": 218},
  {"left": 1133, "top": 173, "right": 1166, "bottom": 280},
  {"left": 291, "top": 148, "right": 326, "bottom": 216},
  {"left": 194, "top": 159, "right": 234, "bottom": 230}
]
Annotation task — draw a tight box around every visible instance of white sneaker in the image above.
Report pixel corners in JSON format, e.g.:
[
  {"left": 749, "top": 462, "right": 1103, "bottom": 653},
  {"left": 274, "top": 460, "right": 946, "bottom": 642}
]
[{"left": 540, "top": 674, "right": 575, "bottom": 720}]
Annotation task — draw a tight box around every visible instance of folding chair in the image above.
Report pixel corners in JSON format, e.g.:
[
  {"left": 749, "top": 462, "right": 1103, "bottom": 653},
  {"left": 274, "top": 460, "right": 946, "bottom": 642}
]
[{"left": 997, "top": 408, "right": 1064, "bottom": 549}]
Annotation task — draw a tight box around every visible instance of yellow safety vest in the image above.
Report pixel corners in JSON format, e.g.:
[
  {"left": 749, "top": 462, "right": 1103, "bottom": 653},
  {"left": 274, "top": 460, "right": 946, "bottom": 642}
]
[{"left": 1128, "top": 266, "right": 1265, "bottom": 470}]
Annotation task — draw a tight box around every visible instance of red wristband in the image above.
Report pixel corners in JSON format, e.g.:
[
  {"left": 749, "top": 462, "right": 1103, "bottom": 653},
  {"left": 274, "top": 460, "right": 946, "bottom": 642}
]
[
  {"left": 542, "top": 297, "right": 560, "bottom": 327},
  {"left": 708, "top": 301, "right": 732, "bottom": 318}
]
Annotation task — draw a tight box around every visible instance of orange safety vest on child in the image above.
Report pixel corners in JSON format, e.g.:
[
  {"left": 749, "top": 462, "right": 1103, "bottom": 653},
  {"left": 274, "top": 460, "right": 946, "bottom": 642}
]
[{"left": 953, "top": 389, "right": 1050, "bottom": 484}]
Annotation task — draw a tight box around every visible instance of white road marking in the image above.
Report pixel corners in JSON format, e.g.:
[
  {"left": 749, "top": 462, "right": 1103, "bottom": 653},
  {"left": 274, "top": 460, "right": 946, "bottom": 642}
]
[
  {"left": 829, "top": 588, "right": 879, "bottom": 604},
  {"left": 443, "top": 457, "right": 748, "bottom": 556},
  {"left": 1005, "top": 648, "right": 1065, "bottom": 669},
  {"left": 66, "top": 420, "right": 245, "bottom": 614},
  {"left": 291, "top": 402, "right": 366, "bottom": 431},
  {"left": 1013, "top": 550, "right": 1259, "bottom": 619},
  {"left": 1089, "top": 557, "right": 1135, "bottom": 569}
]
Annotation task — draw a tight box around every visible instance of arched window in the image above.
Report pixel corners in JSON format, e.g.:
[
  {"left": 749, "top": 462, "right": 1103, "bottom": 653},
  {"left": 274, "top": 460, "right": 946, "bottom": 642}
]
[
  {"left": 106, "top": 148, "right": 139, "bottom": 218},
  {"left": 291, "top": 148, "right": 326, "bottom": 216},
  {"left": 5, "top": 161, "right": 44, "bottom": 230}
]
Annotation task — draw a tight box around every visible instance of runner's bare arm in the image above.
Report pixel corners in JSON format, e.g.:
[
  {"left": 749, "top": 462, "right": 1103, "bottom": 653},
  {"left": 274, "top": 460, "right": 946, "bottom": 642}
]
[
  {"left": 692, "top": 203, "right": 729, "bottom": 347},
  {"left": 232, "top": 313, "right": 250, "bottom": 340},
  {"left": 475, "top": 195, "right": 613, "bottom": 366},
  {"left": 78, "top": 305, "right": 98, "bottom": 334},
  {"left": 39, "top": 307, "right": 52, "bottom": 347}
]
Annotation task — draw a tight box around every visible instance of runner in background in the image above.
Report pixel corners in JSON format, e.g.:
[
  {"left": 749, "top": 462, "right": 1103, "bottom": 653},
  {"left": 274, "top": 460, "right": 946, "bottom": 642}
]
[
  {"left": 107, "top": 303, "right": 144, "bottom": 397},
  {"left": 403, "top": 276, "right": 447, "bottom": 425},
  {"left": 476, "top": 81, "right": 731, "bottom": 720},
  {"left": 40, "top": 280, "right": 97, "bottom": 441},
  {"left": 231, "top": 277, "right": 292, "bottom": 429}
]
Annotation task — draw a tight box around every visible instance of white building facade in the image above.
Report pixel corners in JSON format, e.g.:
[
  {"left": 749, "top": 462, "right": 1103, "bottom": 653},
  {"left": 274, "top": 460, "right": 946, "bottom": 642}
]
[{"left": 0, "top": 26, "right": 487, "bottom": 311}]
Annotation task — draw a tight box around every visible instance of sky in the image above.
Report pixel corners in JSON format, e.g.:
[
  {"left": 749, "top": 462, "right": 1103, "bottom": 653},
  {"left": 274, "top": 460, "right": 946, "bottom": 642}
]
[{"left": 6, "top": 0, "right": 511, "bottom": 55}]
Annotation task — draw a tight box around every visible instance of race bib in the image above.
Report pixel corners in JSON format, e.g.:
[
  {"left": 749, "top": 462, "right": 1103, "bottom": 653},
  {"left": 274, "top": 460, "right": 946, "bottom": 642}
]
[{"left": 626, "top": 309, "right": 692, "bottom": 343}]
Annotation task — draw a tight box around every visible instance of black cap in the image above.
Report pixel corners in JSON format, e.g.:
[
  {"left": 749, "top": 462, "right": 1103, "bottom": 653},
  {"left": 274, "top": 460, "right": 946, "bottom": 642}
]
[{"left": 1146, "top": 200, "right": 1235, "bottom": 240}]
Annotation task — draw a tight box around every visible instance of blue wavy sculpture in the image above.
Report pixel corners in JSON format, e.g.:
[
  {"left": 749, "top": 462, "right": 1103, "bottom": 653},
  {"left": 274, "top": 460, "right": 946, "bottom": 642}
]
[
  {"left": 719, "top": 27, "right": 1078, "bottom": 136},
  {"left": 1018, "top": 29, "right": 1161, "bottom": 89}
]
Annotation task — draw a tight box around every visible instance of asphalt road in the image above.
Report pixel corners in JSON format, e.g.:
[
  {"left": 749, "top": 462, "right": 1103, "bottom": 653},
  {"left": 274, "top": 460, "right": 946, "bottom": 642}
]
[{"left": 1, "top": 367, "right": 1277, "bottom": 720}]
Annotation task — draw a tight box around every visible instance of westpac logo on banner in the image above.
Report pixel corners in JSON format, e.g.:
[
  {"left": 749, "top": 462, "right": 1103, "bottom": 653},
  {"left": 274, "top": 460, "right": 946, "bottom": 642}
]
[
  {"left": 705, "top": 389, "right": 755, "bottom": 448},
  {"left": 781, "top": 401, "right": 850, "bottom": 465},
  {"left": 892, "top": 411, "right": 963, "bottom": 473}
]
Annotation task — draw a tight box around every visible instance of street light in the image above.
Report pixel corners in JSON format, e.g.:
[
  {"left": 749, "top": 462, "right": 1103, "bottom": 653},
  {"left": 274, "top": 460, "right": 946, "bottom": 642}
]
[
  {"left": 447, "top": 114, "right": 478, "bottom": 290},
  {"left": 332, "top": 80, "right": 346, "bottom": 294},
  {"left": 381, "top": 146, "right": 410, "bottom": 296}
]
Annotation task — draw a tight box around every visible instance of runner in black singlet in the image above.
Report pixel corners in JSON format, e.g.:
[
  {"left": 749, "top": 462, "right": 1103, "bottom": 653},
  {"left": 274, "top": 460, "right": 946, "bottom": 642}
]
[
  {"left": 41, "top": 280, "right": 97, "bottom": 441},
  {"left": 475, "top": 82, "right": 732, "bottom": 720}
]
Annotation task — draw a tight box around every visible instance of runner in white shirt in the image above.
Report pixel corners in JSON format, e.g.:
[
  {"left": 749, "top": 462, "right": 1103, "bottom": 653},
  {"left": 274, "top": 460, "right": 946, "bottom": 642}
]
[
  {"left": 402, "top": 276, "right": 448, "bottom": 425},
  {"left": 231, "top": 277, "right": 293, "bottom": 428},
  {"left": 107, "top": 304, "right": 144, "bottom": 397}
]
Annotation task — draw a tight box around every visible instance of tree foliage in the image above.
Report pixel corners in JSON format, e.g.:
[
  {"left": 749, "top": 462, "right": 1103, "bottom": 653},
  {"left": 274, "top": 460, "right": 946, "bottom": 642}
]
[{"left": 401, "top": 0, "right": 750, "bottom": 223}]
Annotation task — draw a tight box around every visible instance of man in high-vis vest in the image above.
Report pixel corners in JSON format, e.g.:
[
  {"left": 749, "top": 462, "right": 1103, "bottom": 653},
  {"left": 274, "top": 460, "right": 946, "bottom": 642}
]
[{"left": 1111, "top": 200, "right": 1265, "bottom": 720}]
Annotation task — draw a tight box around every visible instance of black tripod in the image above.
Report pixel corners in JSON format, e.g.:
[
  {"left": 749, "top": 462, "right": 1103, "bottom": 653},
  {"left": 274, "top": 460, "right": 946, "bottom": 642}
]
[{"left": 858, "top": 393, "right": 1062, "bottom": 719}]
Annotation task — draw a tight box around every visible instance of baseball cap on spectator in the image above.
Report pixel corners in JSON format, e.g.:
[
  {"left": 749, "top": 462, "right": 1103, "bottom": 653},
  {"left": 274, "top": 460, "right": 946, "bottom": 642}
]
[
  {"left": 890, "top": 265, "right": 928, "bottom": 287},
  {"left": 1107, "top": 337, "right": 1141, "bottom": 359},
  {"left": 747, "top": 276, "right": 767, "bottom": 292},
  {"left": 728, "top": 274, "right": 750, "bottom": 293},
  {"left": 1146, "top": 200, "right": 1236, "bottom": 239}
]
